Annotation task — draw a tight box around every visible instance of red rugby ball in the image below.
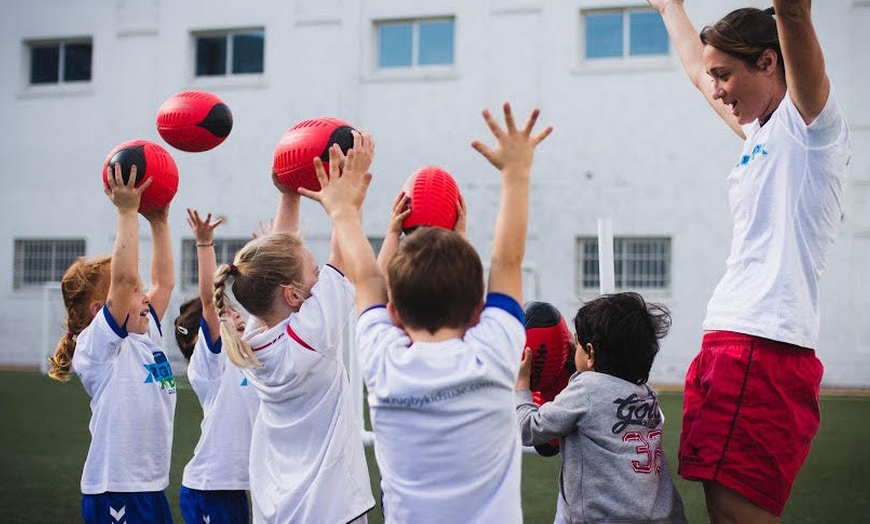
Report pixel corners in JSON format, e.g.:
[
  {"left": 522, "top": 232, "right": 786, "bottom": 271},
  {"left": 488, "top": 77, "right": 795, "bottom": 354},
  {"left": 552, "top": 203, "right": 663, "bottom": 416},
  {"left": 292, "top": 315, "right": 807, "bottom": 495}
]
[
  {"left": 156, "top": 90, "right": 233, "bottom": 152},
  {"left": 524, "top": 301, "right": 573, "bottom": 394},
  {"left": 401, "top": 166, "right": 462, "bottom": 232},
  {"left": 102, "top": 139, "right": 179, "bottom": 213},
  {"left": 272, "top": 117, "right": 356, "bottom": 192}
]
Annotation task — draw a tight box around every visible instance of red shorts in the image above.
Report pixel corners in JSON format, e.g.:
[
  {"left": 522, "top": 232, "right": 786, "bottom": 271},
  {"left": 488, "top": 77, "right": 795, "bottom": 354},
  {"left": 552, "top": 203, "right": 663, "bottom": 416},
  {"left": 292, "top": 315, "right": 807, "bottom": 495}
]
[{"left": 678, "top": 331, "right": 823, "bottom": 516}]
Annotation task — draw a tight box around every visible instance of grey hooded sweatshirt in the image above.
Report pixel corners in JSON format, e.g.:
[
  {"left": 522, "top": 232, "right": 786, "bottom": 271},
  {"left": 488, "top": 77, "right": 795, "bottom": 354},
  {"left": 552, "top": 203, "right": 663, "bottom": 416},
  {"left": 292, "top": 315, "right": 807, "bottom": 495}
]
[{"left": 517, "top": 371, "right": 686, "bottom": 524}]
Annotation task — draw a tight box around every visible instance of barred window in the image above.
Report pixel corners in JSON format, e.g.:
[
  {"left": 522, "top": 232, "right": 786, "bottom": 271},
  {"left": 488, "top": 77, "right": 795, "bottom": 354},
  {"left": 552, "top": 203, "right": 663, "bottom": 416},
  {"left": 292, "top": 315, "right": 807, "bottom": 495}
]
[
  {"left": 14, "top": 239, "right": 86, "bottom": 289},
  {"left": 180, "top": 238, "right": 250, "bottom": 289},
  {"left": 575, "top": 237, "right": 671, "bottom": 294}
]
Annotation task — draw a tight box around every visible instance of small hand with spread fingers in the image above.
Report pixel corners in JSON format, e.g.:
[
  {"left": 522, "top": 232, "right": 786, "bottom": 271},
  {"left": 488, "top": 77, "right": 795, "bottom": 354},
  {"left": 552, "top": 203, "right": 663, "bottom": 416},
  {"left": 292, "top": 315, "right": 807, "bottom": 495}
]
[
  {"left": 104, "top": 163, "right": 151, "bottom": 212},
  {"left": 298, "top": 130, "right": 375, "bottom": 218}
]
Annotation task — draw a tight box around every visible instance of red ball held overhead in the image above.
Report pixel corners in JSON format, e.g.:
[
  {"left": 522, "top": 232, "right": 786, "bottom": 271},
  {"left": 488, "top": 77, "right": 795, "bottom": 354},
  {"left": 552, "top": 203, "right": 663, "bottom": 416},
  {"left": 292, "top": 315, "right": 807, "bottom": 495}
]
[
  {"left": 272, "top": 117, "right": 356, "bottom": 192},
  {"left": 102, "top": 139, "right": 179, "bottom": 213},
  {"left": 156, "top": 90, "right": 233, "bottom": 152},
  {"left": 401, "top": 166, "right": 462, "bottom": 233}
]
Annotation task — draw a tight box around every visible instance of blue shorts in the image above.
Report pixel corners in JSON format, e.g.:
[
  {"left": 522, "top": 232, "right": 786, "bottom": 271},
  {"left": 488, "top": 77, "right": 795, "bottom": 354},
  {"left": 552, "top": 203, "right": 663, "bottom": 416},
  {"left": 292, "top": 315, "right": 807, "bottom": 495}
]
[
  {"left": 179, "top": 485, "right": 249, "bottom": 524},
  {"left": 82, "top": 491, "right": 172, "bottom": 523}
]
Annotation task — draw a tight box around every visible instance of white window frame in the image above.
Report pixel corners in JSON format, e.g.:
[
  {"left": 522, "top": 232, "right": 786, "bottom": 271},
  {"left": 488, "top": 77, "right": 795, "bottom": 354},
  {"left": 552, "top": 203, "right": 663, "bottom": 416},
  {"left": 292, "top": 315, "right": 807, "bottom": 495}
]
[
  {"left": 371, "top": 16, "right": 457, "bottom": 80},
  {"left": 575, "top": 236, "right": 672, "bottom": 296},
  {"left": 21, "top": 37, "right": 93, "bottom": 95},
  {"left": 190, "top": 28, "right": 266, "bottom": 86},
  {"left": 576, "top": 7, "right": 671, "bottom": 73},
  {"left": 14, "top": 238, "right": 86, "bottom": 290}
]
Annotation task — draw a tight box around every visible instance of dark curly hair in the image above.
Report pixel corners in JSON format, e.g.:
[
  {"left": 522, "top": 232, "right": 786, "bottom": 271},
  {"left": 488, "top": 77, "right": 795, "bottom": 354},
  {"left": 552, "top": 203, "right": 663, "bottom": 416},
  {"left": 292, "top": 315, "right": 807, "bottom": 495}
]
[{"left": 573, "top": 292, "right": 671, "bottom": 385}]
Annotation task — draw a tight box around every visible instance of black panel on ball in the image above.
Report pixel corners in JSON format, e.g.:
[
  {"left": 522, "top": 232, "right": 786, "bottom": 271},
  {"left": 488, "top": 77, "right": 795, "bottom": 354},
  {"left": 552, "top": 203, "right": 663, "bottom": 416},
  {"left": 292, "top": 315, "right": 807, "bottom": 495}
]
[
  {"left": 198, "top": 103, "right": 233, "bottom": 138},
  {"left": 109, "top": 145, "right": 147, "bottom": 184},
  {"left": 319, "top": 125, "right": 355, "bottom": 160},
  {"left": 524, "top": 301, "right": 561, "bottom": 329}
]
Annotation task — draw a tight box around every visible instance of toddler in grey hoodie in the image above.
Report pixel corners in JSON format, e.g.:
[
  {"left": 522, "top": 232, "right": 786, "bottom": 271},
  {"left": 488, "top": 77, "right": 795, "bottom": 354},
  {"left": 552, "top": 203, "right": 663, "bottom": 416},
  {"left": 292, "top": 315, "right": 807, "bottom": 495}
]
[{"left": 516, "top": 292, "right": 686, "bottom": 524}]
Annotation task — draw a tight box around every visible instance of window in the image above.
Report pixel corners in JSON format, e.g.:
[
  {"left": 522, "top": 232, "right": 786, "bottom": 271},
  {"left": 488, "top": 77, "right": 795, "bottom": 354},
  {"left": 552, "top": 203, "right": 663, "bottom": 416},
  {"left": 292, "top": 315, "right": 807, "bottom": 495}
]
[
  {"left": 376, "top": 18, "right": 455, "bottom": 69},
  {"left": 27, "top": 39, "right": 92, "bottom": 85},
  {"left": 181, "top": 238, "right": 250, "bottom": 289},
  {"left": 582, "top": 8, "right": 668, "bottom": 60},
  {"left": 194, "top": 29, "right": 264, "bottom": 77},
  {"left": 368, "top": 237, "right": 385, "bottom": 256},
  {"left": 14, "top": 239, "right": 86, "bottom": 289},
  {"left": 575, "top": 237, "right": 671, "bottom": 293}
]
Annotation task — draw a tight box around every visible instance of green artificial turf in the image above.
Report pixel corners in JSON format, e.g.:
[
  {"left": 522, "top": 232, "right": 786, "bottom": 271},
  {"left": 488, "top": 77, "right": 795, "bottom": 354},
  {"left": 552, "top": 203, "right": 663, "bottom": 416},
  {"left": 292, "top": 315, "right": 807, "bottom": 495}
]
[{"left": 1, "top": 371, "right": 867, "bottom": 523}]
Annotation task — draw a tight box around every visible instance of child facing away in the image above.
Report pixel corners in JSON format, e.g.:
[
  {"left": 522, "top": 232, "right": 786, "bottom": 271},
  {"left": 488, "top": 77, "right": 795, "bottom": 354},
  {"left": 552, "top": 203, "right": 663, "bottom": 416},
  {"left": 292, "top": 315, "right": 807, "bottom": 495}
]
[
  {"left": 299, "top": 104, "right": 552, "bottom": 523},
  {"left": 173, "top": 208, "right": 259, "bottom": 524},
  {"left": 213, "top": 169, "right": 374, "bottom": 522},
  {"left": 48, "top": 164, "right": 177, "bottom": 523},
  {"left": 516, "top": 292, "right": 687, "bottom": 523}
]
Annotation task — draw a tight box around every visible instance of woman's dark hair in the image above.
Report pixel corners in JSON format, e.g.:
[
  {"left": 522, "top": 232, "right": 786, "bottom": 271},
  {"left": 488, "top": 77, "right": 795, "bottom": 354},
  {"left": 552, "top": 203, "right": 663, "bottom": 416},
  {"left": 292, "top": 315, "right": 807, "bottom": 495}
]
[
  {"left": 700, "top": 7, "right": 783, "bottom": 74},
  {"left": 573, "top": 292, "right": 671, "bottom": 385}
]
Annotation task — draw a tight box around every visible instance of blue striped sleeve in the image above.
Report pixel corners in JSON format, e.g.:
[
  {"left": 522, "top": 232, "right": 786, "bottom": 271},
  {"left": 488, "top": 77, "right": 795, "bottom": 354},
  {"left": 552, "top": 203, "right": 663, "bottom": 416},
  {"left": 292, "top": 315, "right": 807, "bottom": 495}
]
[
  {"left": 485, "top": 293, "right": 524, "bottom": 324},
  {"left": 200, "top": 318, "right": 221, "bottom": 354}
]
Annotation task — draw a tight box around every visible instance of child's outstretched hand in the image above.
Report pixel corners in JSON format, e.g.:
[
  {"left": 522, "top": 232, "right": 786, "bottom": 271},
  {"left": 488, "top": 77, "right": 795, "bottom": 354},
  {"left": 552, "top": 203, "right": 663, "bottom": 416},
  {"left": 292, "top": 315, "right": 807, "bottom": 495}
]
[
  {"left": 454, "top": 197, "right": 467, "bottom": 238},
  {"left": 471, "top": 103, "right": 552, "bottom": 175},
  {"left": 516, "top": 347, "right": 532, "bottom": 391},
  {"left": 186, "top": 208, "right": 223, "bottom": 244},
  {"left": 252, "top": 218, "right": 274, "bottom": 239},
  {"left": 142, "top": 204, "right": 170, "bottom": 224},
  {"left": 299, "top": 130, "right": 375, "bottom": 217},
  {"left": 104, "top": 163, "right": 150, "bottom": 212},
  {"left": 387, "top": 191, "right": 411, "bottom": 237}
]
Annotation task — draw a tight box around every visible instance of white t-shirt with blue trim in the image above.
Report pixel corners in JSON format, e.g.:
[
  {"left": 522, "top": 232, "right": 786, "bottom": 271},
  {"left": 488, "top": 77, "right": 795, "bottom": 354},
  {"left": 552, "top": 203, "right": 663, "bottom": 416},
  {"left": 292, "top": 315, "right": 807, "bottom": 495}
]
[
  {"left": 242, "top": 266, "right": 374, "bottom": 523},
  {"left": 72, "top": 305, "right": 177, "bottom": 494},
  {"left": 356, "top": 293, "right": 525, "bottom": 524},
  {"left": 703, "top": 89, "right": 851, "bottom": 349},
  {"left": 182, "top": 320, "right": 259, "bottom": 491}
]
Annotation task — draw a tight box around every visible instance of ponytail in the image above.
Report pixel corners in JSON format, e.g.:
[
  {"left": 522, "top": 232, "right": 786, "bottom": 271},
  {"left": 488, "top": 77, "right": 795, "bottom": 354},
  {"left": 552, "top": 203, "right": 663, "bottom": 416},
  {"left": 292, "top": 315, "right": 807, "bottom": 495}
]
[
  {"left": 213, "top": 233, "right": 307, "bottom": 369},
  {"left": 48, "top": 256, "right": 111, "bottom": 382},
  {"left": 48, "top": 332, "right": 76, "bottom": 381},
  {"left": 215, "top": 263, "right": 261, "bottom": 369}
]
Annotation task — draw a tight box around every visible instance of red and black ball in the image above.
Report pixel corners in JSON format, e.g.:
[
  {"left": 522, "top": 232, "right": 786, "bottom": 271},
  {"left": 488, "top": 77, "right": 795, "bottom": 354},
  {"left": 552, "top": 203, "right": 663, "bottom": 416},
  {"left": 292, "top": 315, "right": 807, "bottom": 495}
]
[
  {"left": 101, "top": 139, "right": 179, "bottom": 213},
  {"left": 525, "top": 301, "right": 573, "bottom": 394},
  {"left": 272, "top": 116, "right": 356, "bottom": 192},
  {"left": 156, "top": 90, "right": 233, "bottom": 152}
]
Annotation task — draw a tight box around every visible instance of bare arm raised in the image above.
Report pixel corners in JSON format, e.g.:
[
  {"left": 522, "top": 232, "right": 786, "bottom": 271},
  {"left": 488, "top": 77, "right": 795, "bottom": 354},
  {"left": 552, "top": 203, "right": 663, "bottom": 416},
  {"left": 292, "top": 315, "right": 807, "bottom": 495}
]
[
  {"left": 186, "top": 208, "right": 223, "bottom": 343},
  {"left": 471, "top": 103, "right": 551, "bottom": 304},
  {"left": 103, "top": 164, "right": 150, "bottom": 326},
  {"left": 141, "top": 202, "right": 174, "bottom": 322},
  {"left": 773, "top": 0, "right": 829, "bottom": 124},
  {"left": 647, "top": 0, "right": 743, "bottom": 137},
  {"left": 299, "top": 132, "right": 386, "bottom": 313}
]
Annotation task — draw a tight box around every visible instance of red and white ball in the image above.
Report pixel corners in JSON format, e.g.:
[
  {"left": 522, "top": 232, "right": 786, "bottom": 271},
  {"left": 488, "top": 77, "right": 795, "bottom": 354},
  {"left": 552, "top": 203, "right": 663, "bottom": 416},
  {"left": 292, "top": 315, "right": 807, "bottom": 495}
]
[
  {"left": 401, "top": 166, "right": 462, "bottom": 232},
  {"left": 156, "top": 90, "right": 233, "bottom": 152},
  {"left": 272, "top": 116, "right": 356, "bottom": 192},
  {"left": 102, "top": 139, "right": 179, "bottom": 213}
]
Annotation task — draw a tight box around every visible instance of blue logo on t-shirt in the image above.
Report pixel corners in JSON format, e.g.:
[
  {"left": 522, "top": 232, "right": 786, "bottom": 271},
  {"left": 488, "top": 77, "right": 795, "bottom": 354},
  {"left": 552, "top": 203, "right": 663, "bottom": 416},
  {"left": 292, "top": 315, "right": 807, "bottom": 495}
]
[
  {"left": 144, "top": 351, "right": 177, "bottom": 393},
  {"left": 241, "top": 377, "right": 248, "bottom": 387},
  {"left": 737, "top": 143, "right": 768, "bottom": 167}
]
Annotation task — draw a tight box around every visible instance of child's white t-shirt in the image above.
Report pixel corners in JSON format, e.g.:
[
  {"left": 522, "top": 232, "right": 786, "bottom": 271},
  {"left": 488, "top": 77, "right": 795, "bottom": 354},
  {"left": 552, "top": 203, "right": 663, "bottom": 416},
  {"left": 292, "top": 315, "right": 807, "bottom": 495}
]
[
  {"left": 703, "top": 90, "right": 851, "bottom": 349},
  {"left": 72, "top": 305, "right": 177, "bottom": 494},
  {"left": 356, "top": 293, "right": 525, "bottom": 524},
  {"left": 242, "top": 266, "right": 374, "bottom": 523},
  {"left": 182, "top": 320, "right": 259, "bottom": 491}
]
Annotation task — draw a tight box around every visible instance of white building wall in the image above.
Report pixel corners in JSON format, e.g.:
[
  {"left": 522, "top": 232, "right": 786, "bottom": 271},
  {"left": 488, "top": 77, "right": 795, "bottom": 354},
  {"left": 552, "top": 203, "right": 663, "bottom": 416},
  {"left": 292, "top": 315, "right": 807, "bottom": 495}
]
[{"left": 1, "top": 0, "right": 867, "bottom": 386}]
